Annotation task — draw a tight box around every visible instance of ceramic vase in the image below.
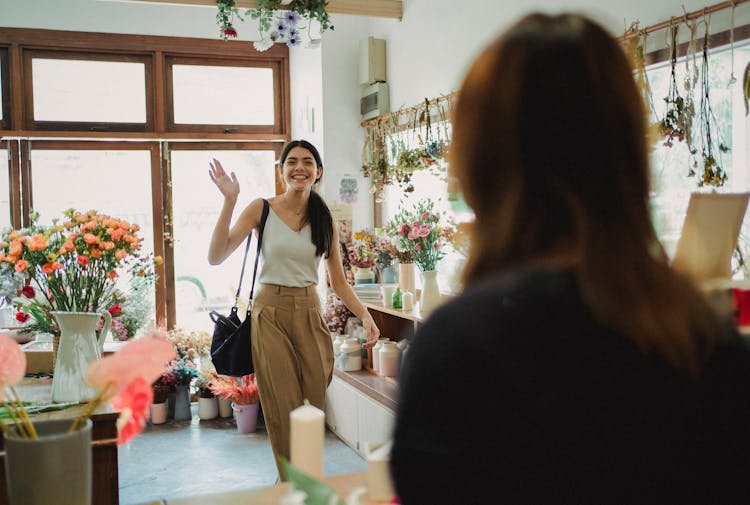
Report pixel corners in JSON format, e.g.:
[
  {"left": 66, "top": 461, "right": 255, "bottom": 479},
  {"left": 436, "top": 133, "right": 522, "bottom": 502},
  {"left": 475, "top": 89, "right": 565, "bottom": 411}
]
[
  {"left": 150, "top": 402, "right": 168, "bottom": 425},
  {"left": 198, "top": 396, "right": 219, "bottom": 420},
  {"left": 3, "top": 418, "right": 92, "bottom": 505},
  {"left": 419, "top": 270, "right": 441, "bottom": 314},
  {"left": 173, "top": 384, "right": 192, "bottom": 421},
  {"left": 50, "top": 311, "right": 111, "bottom": 403},
  {"left": 398, "top": 263, "right": 416, "bottom": 298},
  {"left": 218, "top": 396, "right": 233, "bottom": 418},
  {"left": 380, "top": 264, "right": 398, "bottom": 284},
  {"left": 354, "top": 266, "right": 375, "bottom": 284},
  {"left": 233, "top": 402, "right": 260, "bottom": 433}
]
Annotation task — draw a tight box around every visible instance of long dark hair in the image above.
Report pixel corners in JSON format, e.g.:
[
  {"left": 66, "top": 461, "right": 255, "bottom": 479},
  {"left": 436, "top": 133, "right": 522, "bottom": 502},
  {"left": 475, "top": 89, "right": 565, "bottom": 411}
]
[
  {"left": 278, "top": 140, "right": 334, "bottom": 258},
  {"left": 450, "top": 13, "right": 726, "bottom": 377}
]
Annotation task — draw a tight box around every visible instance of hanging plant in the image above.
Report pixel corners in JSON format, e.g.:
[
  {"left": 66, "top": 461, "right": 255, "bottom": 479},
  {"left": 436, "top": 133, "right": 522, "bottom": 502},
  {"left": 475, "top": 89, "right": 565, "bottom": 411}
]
[
  {"left": 690, "top": 20, "right": 729, "bottom": 188},
  {"left": 215, "top": 0, "right": 332, "bottom": 51},
  {"left": 625, "top": 24, "right": 661, "bottom": 146},
  {"left": 659, "top": 24, "right": 694, "bottom": 148}
]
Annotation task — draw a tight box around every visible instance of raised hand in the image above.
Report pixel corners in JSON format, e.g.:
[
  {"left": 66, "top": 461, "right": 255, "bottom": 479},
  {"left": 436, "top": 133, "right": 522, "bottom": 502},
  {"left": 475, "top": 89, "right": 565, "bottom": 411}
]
[{"left": 208, "top": 158, "right": 240, "bottom": 200}]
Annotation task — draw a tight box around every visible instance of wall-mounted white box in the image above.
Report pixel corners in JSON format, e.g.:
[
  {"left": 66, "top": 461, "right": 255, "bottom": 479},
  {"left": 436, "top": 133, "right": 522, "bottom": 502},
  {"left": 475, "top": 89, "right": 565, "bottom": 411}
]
[{"left": 359, "top": 36, "right": 386, "bottom": 86}]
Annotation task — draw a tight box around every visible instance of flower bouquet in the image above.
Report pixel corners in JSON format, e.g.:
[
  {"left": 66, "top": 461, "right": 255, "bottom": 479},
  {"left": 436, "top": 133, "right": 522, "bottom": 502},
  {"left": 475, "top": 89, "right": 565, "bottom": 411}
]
[
  {"left": 0, "top": 209, "right": 159, "bottom": 336},
  {"left": 387, "top": 198, "right": 456, "bottom": 272},
  {"left": 208, "top": 373, "right": 259, "bottom": 405}
]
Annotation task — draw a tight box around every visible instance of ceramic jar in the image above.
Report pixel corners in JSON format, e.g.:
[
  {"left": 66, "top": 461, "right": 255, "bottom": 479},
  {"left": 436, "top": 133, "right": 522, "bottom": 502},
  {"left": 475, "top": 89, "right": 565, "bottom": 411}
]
[
  {"left": 338, "top": 337, "right": 362, "bottom": 371},
  {"left": 371, "top": 338, "right": 389, "bottom": 375},
  {"left": 379, "top": 341, "right": 401, "bottom": 378}
]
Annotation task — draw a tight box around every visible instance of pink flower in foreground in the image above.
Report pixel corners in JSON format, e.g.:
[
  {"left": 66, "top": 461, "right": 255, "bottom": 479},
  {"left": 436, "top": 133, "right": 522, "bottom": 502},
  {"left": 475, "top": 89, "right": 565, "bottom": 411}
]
[
  {"left": 112, "top": 376, "right": 152, "bottom": 446},
  {"left": 87, "top": 329, "right": 175, "bottom": 401},
  {"left": 0, "top": 333, "right": 26, "bottom": 401}
]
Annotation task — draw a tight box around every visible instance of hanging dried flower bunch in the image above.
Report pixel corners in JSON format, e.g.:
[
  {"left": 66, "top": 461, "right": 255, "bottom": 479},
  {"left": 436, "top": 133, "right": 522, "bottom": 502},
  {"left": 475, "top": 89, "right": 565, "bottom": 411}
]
[
  {"left": 690, "top": 20, "right": 729, "bottom": 188},
  {"left": 659, "top": 24, "right": 694, "bottom": 148}
]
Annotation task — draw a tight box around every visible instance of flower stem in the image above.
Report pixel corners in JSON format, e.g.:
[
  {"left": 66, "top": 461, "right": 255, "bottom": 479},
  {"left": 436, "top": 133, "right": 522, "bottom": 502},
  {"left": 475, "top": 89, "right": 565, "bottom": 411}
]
[{"left": 9, "top": 386, "right": 38, "bottom": 439}]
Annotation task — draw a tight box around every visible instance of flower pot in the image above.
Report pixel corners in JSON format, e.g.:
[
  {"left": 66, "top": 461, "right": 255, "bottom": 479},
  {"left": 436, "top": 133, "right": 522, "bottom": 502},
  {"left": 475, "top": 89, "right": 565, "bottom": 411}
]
[
  {"left": 354, "top": 266, "right": 375, "bottom": 284},
  {"left": 233, "top": 402, "right": 259, "bottom": 433},
  {"left": 198, "top": 396, "right": 219, "bottom": 420},
  {"left": 150, "top": 402, "right": 168, "bottom": 425},
  {"left": 3, "top": 418, "right": 92, "bottom": 505},
  {"left": 218, "top": 396, "right": 233, "bottom": 418},
  {"left": 50, "top": 310, "right": 111, "bottom": 403},
  {"left": 380, "top": 264, "right": 398, "bottom": 284},
  {"left": 173, "top": 384, "right": 192, "bottom": 421},
  {"left": 419, "top": 270, "right": 441, "bottom": 314}
]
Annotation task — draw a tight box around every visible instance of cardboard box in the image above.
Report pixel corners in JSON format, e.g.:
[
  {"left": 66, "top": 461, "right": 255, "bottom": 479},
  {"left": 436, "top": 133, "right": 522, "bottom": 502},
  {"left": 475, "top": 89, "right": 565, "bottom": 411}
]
[{"left": 22, "top": 341, "right": 55, "bottom": 374}]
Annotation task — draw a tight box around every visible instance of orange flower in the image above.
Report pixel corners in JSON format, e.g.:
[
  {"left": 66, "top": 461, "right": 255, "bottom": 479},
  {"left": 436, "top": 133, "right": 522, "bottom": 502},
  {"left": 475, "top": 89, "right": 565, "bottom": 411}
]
[
  {"left": 77, "top": 256, "right": 90, "bottom": 266},
  {"left": 8, "top": 240, "right": 22, "bottom": 257},
  {"left": 115, "top": 249, "right": 127, "bottom": 260},
  {"left": 107, "top": 271, "right": 118, "bottom": 280},
  {"left": 83, "top": 233, "right": 99, "bottom": 245},
  {"left": 28, "top": 234, "right": 47, "bottom": 251},
  {"left": 90, "top": 248, "right": 102, "bottom": 259},
  {"left": 41, "top": 263, "right": 56, "bottom": 274},
  {"left": 100, "top": 241, "right": 115, "bottom": 251},
  {"left": 108, "top": 228, "right": 125, "bottom": 241},
  {"left": 14, "top": 259, "right": 28, "bottom": 273},
  {"left": 62, "top": 241, "right": 76, "bottom": 252},
  {"left": 0, "top": 253, "right": 5, "bottom": 263}
]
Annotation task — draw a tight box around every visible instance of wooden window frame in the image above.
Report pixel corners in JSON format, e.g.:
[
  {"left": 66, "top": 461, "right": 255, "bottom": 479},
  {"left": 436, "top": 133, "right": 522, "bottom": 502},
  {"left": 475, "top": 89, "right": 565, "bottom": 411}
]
[
  {"left": 22, "top": 50, "right": 154, "bottom": 133},
  {"left": 0, "top": 48, "right": 9, "bottom": 131},
  {"left": 165, "top": 56, "right": 287, "bottom": 135}
]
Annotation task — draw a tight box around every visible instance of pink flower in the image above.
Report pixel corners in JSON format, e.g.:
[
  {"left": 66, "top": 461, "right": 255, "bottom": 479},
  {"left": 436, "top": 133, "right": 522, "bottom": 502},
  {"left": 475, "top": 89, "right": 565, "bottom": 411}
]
[
  {"left": 112, "top": 376, "right": 152, "bottom": 445},
  {"left": 222, "top": 26, "right": 238, "bottom": 38},
  {"left": 87, "top": 329, "right": 175, "bottom": 401},
  {"left": 0, "top": 333, "right": 26, "bottom": 400},
  {"left": 414, "top": 244, "right": 422, "bottom": 251}
]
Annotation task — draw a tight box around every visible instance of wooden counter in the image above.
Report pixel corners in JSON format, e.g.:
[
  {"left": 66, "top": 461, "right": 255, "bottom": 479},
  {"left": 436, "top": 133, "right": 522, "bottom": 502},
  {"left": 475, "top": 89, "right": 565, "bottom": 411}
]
[
  {"left": 0, "top": 377, "right": 120, "bottom": 505},
  {"left": 156, "top": 471, "right": 391, "bottom": 505}
]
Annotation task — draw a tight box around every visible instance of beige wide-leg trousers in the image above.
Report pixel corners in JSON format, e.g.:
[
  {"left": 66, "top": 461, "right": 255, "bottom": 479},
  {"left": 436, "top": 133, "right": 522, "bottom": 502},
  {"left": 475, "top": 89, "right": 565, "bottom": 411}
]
[{"left": 251, "top": 284, "right": 334, "bottom": 479}]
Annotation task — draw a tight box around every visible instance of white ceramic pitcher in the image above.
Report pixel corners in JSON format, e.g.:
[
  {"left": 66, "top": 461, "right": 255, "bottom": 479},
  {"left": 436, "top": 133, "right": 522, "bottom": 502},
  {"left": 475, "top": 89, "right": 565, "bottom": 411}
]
[{"left": 50, "top": 311, "right": 111, "bottom": 403}]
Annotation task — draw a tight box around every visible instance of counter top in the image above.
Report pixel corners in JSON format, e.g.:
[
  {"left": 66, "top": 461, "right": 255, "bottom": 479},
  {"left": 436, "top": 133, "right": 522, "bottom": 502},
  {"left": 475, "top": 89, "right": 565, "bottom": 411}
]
[{"left": 144, "top": 471, "right": 392, "bottom": 505}]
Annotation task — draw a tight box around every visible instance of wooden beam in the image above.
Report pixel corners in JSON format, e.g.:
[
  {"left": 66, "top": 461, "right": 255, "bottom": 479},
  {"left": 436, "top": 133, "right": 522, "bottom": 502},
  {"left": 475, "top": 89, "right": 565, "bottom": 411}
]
[{"left": 112, "top": 0, "right": 403, "bottom": 20}]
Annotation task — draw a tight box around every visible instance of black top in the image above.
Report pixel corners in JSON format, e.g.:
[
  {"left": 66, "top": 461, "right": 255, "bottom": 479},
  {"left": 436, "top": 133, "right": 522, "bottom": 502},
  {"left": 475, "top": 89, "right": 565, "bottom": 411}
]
[{"left": 390, "top": 268, "right": 750, "bottom": 505}]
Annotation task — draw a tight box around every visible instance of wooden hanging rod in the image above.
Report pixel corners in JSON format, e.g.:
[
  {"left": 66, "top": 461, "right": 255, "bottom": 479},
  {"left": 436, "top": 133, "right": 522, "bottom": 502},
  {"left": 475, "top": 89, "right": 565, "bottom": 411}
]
[
  {"left": 620, "top": 0, "right": 748, "bottom": 41},
  {"left": 108, "top": 0, "right": 403, "bottom": 20},
  {"left": 360, "top": 93, "right": 456, "bottom": 128}
]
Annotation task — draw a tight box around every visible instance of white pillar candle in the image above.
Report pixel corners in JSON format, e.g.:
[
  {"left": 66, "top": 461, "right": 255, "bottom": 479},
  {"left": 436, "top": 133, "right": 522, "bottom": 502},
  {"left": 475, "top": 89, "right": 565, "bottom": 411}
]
[{"left": 290, "top": 399, "right": 325, "bottom": 478}]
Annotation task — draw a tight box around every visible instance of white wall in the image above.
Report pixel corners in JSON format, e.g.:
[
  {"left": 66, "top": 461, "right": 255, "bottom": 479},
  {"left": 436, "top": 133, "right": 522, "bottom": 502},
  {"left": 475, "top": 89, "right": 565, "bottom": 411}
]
[{"left": 3, "top": 0, "right": 749, "bottom": 232}]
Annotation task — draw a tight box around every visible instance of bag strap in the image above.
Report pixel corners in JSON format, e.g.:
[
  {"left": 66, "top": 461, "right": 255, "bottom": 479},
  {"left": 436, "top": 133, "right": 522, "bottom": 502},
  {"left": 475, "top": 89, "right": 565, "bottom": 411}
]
[
  {"left": 247, "top": 199, "right": 270, "bottom": 309},
  {"left": 233, "top": 199, "right": 270, "bottom": 307}
]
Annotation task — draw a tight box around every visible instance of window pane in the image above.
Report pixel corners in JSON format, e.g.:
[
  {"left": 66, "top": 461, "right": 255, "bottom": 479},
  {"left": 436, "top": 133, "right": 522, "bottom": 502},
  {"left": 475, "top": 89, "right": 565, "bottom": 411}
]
[
  {"left": 30, "top": 149, "right": 156, "bottom": 337},
  {"left": 171, "top": 149, "right": 277, "bottom": 332},
  {"left": 172, "top": 65, "right": 274, "bottom": 125},
  {"left": 32, "top": 59, "right": 146, "bottom": 122}
]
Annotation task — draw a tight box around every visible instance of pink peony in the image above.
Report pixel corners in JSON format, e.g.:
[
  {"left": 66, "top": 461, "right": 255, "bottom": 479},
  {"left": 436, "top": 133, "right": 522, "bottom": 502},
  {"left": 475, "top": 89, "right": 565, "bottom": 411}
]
[
  {"left": 87, "top": 329, "right": 175, "bottom": 401},
  {"left": 112, "top": 376, "right": 153, "bottom": 445},
  {"left": 0, "top": 333, "right": 26, "bottom": 401}
]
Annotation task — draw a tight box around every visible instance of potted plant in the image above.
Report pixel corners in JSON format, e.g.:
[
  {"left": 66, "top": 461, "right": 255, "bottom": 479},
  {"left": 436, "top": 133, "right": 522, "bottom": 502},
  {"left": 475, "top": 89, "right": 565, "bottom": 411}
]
[
  {"left": 208, "top": 373, "right": 260, "bottom": 433},
  {"left": 195, "top": 372, "right": 218, "bottom": 421},
  {"left": 150, "top": 378, "right": 171, "bottom": 425},
  {"left": 161, "top": 356, "right": 199, "bottom": 421}
]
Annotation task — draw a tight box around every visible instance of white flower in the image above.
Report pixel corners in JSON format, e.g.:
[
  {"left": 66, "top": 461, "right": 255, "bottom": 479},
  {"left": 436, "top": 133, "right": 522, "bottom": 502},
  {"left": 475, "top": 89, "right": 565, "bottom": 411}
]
[{"left": 253, "top": 38, "right": 274, "bottom": 52}]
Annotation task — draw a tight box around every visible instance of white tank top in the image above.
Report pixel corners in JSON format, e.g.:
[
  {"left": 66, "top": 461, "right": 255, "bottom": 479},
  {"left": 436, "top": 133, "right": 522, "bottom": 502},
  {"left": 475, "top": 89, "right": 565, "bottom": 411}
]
[{"left": 258, "top": 207, "right": 321, "bottom": 287}]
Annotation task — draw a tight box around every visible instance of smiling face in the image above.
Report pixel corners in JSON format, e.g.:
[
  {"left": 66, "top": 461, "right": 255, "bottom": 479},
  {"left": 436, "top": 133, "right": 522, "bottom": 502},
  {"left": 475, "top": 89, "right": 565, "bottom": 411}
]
[{"left": 279, "top": 146, "right": 323, "bottom": 193}]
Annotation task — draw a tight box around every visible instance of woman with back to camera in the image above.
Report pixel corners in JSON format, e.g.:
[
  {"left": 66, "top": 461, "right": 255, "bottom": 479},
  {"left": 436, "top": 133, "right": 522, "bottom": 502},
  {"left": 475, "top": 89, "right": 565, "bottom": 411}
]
[
  {"left": 389, "top": 13, "right": 750, "bottom": 504},
  {"left": 208, "top": 140, "right": 379, "bottom": 480}
]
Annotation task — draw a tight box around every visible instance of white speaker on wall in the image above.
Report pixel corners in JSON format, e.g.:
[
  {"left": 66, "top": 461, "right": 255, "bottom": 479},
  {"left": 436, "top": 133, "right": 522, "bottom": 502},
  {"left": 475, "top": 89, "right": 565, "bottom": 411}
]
[
  {"left": 361, "top": 82, "right": 389, "bottom": 121},
  {"left": 359, "top": 36, "right": 386, "bottom": 86}
]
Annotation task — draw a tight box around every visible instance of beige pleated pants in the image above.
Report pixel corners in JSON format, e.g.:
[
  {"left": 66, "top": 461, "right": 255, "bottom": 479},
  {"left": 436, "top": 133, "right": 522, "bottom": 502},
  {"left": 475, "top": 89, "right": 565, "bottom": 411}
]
[{"left": 251, "top": 283, "right": 334, "bottom": 478}]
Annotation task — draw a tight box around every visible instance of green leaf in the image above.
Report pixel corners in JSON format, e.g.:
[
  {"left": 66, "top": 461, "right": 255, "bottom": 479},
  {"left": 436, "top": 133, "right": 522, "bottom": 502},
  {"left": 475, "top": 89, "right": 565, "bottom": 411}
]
[{"left": 279, "top": 457, "right": 346, "bottom": 505}]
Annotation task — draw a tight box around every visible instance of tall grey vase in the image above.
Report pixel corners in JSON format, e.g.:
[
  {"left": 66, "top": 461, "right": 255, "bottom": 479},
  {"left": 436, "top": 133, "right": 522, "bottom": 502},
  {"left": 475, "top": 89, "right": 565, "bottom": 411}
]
[
  {"left": 173, "top": 384, "right": 192, "bottom": 421},
  {"left": 3, "top": 418, "right": 92, "bottom": 505}
]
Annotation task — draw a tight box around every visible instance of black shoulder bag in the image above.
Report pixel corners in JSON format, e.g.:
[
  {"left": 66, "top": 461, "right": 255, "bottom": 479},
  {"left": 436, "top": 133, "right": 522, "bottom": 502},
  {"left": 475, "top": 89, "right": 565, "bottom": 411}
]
[{"left": 209, "top": 199, "right": 269, "bottom": 377}]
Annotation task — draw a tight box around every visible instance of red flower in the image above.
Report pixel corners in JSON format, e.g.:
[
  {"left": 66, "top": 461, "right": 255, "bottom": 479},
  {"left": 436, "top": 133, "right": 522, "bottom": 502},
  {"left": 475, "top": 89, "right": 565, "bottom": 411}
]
[
  {"left": 108, "top": 304, "right": 122, "bottom": 317},
  {"left": 15, "top": 311, "right": 29, "bottom": 323},
  {"left": 222, "top": 26, "right": 238, "bottom": 38},
  {"left": 77, "top": 255, "right": 90, "bottom": 266},
  {"left": 112, "top": 376, "right": 153, "bottom": 446},
  {"left": 21, "top": 285, "right": 35, "bottom": 298}
]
